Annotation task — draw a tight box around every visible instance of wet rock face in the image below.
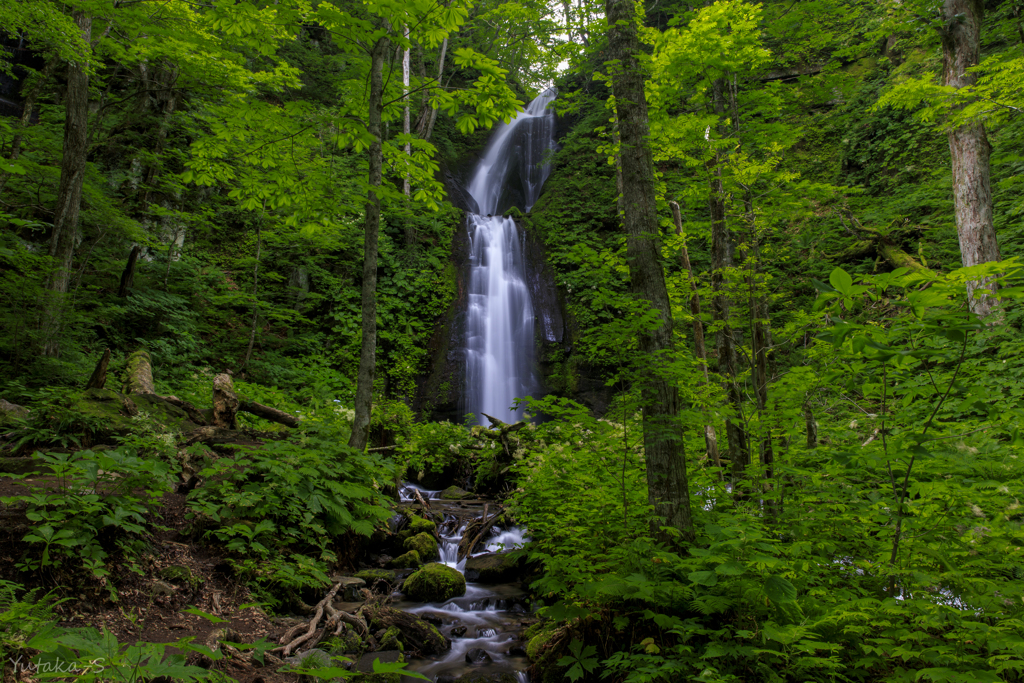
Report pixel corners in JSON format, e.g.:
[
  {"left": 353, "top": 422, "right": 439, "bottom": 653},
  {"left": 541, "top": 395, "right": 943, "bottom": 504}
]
[
  {"left": 463, "top": 552, "right": 528, "bottom": 584},
  {"left": 465, "top": 648, "right": 493, "bottom": 665}
]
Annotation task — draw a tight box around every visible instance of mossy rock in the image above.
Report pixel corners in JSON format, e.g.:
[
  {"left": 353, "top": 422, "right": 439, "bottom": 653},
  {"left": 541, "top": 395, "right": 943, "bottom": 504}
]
[
  {"left": 159, "top": 564, "right": 201, "bottom": 589},
  {"left": 377, "top": 626, "right": 404, "bottom": 652},
  {"left": 463, "top": 551, "right": 526, "bottom": 584},
  {"left": 354, "top": 569, "right": 397, "bottom": 593},
  {"left": 403, "top": 563, "right": 466, "bottom": 602},
  {"left": 326, "top": 626, "right": 364, "bottom": 655},
  {"left": 440, "top": 486, "right": 474, "bottom": 500},
  {"left": 388, "top": 550, "right": 422, "bottom": 569},
  {"left": 526, "top": 629, "right": 555, "bottom": 661},
  {"left": 408, "top": 514, "right": 437, "bottom": 533},
  {"left": 403, "top": 532, "right": 439, "bottom": 561}
]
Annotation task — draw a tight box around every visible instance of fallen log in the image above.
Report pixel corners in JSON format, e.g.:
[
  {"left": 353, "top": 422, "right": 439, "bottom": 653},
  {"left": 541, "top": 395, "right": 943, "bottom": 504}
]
[
  {"left": 363, "top": 604, "right": 449, "bottom": 655},
  {"left": 183, "top": 426, "right": 265, "bottom": 448},
  {"left": 162, "top": 395, "right": 210, "bottom": 426},
  {"left": 239, "top": 400, "right": 299, "bottom": 428},
  {"left": 125, "top": 350, "right": 156, "bottom": 395},
  {"left": 836, "top": 212, "right": 924, "bottom": 272}
]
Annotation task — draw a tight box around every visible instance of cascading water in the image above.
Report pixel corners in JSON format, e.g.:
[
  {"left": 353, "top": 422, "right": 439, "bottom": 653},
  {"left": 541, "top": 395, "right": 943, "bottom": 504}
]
[{"left": 463, "top": 89, "right": 557, "bottom": 425}]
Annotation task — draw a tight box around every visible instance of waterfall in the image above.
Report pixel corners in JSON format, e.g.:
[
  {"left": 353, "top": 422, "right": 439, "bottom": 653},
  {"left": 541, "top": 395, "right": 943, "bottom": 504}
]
[{"left": 463, "top": 88, "right": 557, "bottom": 425}]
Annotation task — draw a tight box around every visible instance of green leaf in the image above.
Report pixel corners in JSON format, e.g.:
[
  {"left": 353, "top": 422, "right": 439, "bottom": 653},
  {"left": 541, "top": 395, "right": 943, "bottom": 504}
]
[
  {"left": 829, "top": 267, "right": 853, "bottom": 295},
  {"left": 689, "top": 570, "right": 719, "bottom": 586},
  {"left": 764, "top": 575, "right": 797, "bottom": 602},
  {"left": 715, "top": 561, "right": 746, "bottom": 576}
]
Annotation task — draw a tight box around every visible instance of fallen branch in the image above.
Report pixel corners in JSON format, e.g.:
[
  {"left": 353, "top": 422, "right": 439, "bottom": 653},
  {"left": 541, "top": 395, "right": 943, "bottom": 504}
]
[
  {"left": 413, "top": 488, "right": 431, "bottom": 510},
  {"left": 239, "top": 400, "right": 299, "bottom": 428},
  {"left": 458, "top": 505, "right": 503, "bottom": 562}
]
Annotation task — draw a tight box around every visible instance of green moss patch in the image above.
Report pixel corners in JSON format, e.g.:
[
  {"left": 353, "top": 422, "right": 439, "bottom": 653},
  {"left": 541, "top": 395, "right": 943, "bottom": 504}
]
[{"left": 402, "top": 562, "right": 466, "bottom": 602}]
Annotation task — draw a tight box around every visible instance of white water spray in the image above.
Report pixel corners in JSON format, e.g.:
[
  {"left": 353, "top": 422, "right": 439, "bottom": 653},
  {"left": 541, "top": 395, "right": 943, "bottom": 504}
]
[{"left": 463, "top": 89, "right": 557, "bottom": 425}]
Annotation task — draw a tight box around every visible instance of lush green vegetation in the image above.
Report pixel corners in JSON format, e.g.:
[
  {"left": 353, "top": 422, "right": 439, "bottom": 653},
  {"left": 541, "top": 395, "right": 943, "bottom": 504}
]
[{"left": 3, "top": 0, "right": 1024, "bottom": 681}]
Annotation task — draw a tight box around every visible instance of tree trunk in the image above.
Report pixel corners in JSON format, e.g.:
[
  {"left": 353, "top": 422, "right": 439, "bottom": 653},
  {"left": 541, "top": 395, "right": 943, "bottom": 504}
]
[
  {"left": 348, "top": 38, "right": 389, "bottom": 451},
  {"left": 402, "top": 26, "right": 411, "bottom": 200},
  {"left": 85, "top": 348, "right": 111, "bottom": 390},
  {"left": 708, "top": 78, "right": 749, "bottom": 489},
  {"left": 213, "top": 373, "right": 239, "bottom": 429},
  {"left": 423, "top": 38, "right": 448, "bottom": 143},
  {"left": 670, "top": 201, "right": 721, "bottom": 471},
  {"left": 42, "top": 12, "right": 93, "bottom": 357},
  {"left": 118, "top": 245, "right": 142, "bottom": 297},
  {"left": 0, "top": 55, "right": 60, "bottom": 194},
  {"left": 942, "top": 0, "right": 1000, "bottom": 316},
  {"left": 605, "top": 0, "right": 694, "bottom": 544}
]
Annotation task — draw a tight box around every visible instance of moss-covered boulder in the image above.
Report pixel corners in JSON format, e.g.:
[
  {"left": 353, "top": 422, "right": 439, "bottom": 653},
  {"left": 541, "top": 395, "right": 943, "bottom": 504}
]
[
  {"left": 404, "top": 532, "right": 439, "bottom": 561},
  {"left": 463, "top": 552, "right": 526, "bottom": 584},
  {"left": 440, "top": 486, "right": 474, "bottom": 500},
  {"left": 408, "top": 514, "right": 437, "bottom": 534},
  {"left": 377, "top": 626, "right": 404, "bottom": 652},
  {"left": 388, "top": 550, "right": 422, "bottom": 569},
  {"left": 403, "top": 563, "right": 466, "bottom": 602},
  {"left": 354, "top": 569, "right": 398, "bottom": 593}
]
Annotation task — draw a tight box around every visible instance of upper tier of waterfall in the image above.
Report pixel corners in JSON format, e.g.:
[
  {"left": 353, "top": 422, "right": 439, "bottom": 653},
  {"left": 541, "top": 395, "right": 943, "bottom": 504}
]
[{"left": 462, "top": 90, "right": 557, "bottom": 426}]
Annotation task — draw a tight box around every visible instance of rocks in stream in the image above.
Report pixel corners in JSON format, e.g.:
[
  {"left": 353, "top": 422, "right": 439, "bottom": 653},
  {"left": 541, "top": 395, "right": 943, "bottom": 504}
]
[
  {"left": 463, "top": 551, "right": 528, "bottom": 584},
  {"left": 437, "top": 674, "right": 522, "bottom": 683},
  {"left": 465, "top": 648, "right": 493, "bottom": 664},
  {"left": 355, "top": 569, "right": 398, "bottom": 593},
  {"left": 403, "top": 532, "right": 440, "bottom": 561},
  {"left": 364, "top": 605, "right": 450, "bottom": 655},
  {"left": 388, "top": 550, "right": 422, "bottom": 569},
  {"left": 450, "top": 625, "right": 467, "bottom": 638},
  {"left": 440, "top": 485, "right": 474, "bottom": 500},
  {"left": 403, "top": 563, "right": 466, "bottom": 602}
]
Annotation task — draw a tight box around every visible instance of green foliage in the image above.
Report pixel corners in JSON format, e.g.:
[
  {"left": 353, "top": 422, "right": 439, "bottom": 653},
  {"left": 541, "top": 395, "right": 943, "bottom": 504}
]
[
  {"left": 396, "top": 419, "right": 477, "bottom": 479},
  {"left": 184, "top": 419, "right": 396, "bottom": 605},
  {"left": 1, "top": 450, "right": 176, "bottom": 584}
]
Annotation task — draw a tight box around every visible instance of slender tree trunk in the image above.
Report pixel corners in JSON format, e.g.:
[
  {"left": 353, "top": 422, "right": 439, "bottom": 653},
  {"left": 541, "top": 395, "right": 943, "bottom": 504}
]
[
  {"left": 605, "top": 0, "right": 694, "bottom": 544},
  {"left": 118, "top": 245, "right": 142, "bottom": 297},
  {"left": 708, "top": 78, "right": 749, "bottom": 489},
  {"left": 942, "top": 0, "right": 1000, "bottom": 316},
  {"left": 402, "top": 26, "right": 411, "bottom": 199},
  {"left": 241, "top": 215, "right": 263, "bottom": 371},
  {"left": 42, "top": 12, "right": 92, "bottom": 357},
  {"left": 0, "top": 55, "right": 60, "bottom": 193},
  {"left": 423, "top": 37, "right": 448, "bottom": 143},
  {"left": 349, "top": 38, "right": 389, "bottom": 451},
  {"left": 670, "top": 201, "right": 721, "bottom": 472}
]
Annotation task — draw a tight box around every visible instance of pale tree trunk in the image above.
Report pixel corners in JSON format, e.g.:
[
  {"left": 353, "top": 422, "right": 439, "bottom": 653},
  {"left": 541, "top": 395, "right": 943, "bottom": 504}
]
[
  {"left": 670, "top": 201, "right": 721, "bottom": 473},
  {"left": 42, "top": 12, "right": 92, "bottom": 357},
  {"left": 402, "top": 26, "right": 411, "bottom": 198},
  {"left": 348, "top": 38, "right": 389, "bottom": 451},
  {"left": 942, "top": 0, "right": 1000, "bottom": 316},
  {"left": 605, "top": 0, "right": 694, "bottom": 544},
  {"left": 423, "top": 37, "right": 448, "bottom": 143}
]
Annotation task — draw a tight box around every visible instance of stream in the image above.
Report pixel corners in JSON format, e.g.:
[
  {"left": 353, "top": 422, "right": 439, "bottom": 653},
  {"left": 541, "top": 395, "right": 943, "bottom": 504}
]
[{"left": 397, "top": 485, "right": 532, "bottom": 682}]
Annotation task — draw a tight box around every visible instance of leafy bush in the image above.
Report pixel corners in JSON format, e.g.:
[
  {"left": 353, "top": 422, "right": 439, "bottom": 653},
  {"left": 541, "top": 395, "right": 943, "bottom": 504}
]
[
  {"left": 1, "top": 450, "right": 177, "bottom": 584},
  {"left": 185, "top": 420, "right": 397, "bottom": 605}
]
